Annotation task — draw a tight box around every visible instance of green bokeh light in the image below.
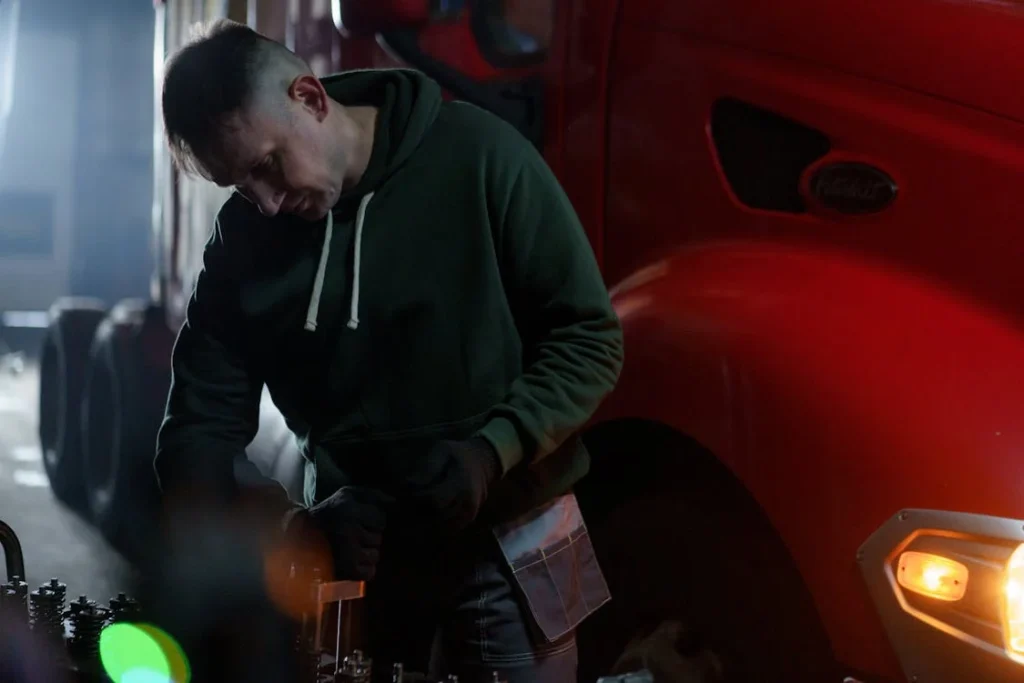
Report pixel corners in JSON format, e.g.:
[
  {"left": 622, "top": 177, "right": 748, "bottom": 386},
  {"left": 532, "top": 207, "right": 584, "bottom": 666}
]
[{"left": 99, "top": 622, "right": 190, "bottom": 683}]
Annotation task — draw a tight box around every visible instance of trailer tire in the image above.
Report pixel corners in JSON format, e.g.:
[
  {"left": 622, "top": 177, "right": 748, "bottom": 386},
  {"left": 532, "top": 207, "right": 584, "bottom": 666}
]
[
  {"left": 80, "top": 300, "right": 171, "bottom": 558},
  {"left": 575, "top": 421, "right": 838, "bottom": 683},
  {"left": 38, "top": 297, "right": 108, "bottom": 513}
]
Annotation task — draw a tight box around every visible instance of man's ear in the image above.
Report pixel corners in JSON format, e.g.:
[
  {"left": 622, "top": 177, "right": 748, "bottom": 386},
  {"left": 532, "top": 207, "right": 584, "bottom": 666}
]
[{"left": 289, "top": 74, "right": 329, "bottom": 122}]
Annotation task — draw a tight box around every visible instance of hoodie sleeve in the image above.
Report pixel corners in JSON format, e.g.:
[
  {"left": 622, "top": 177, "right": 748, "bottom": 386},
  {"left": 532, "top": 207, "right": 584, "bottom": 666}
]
[
  {"left": 154, "top": 214, "right": 279, "bottom": 506},
  {"left": 476, "top": 137, "right": 625, "bottom": 475}
]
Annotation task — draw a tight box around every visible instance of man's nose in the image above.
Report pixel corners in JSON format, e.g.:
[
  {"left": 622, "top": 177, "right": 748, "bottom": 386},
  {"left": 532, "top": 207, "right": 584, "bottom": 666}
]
[{"left": 251, "top": 183, "right": 284, "bottom": 217}]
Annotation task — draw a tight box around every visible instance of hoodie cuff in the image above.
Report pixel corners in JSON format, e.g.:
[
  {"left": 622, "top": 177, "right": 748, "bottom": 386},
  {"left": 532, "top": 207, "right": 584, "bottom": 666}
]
[
  {"left": 280, "top": 505, "right": 308, "bottom": 534},
  {"left": 477, "top": 417, "right": 524, "bottom": 476}
]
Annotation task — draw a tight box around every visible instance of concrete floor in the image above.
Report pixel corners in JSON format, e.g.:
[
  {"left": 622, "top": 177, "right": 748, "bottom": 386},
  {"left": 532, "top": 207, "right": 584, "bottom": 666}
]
[{"left": 0, "top": 362, "right": 135, "bottom": 605}]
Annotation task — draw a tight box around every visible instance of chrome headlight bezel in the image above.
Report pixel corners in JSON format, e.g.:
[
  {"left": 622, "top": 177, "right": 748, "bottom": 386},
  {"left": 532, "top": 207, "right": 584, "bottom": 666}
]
[{"left": 859, "top": 509, "right": 1024, "bottom": 683}]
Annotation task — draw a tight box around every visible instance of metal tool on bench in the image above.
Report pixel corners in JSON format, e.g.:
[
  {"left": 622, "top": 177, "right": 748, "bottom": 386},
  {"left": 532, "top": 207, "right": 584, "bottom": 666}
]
[
  {"left": 295, "top": 569, "right": 516, "bottom": 683},
  {"left": 0, "top": 519, "right": 27, "bottom": 621},
  {"left": 3, "top": 516, "right": 653, "bottom": 683},
  {"left": 294, "top": 567, "right": 368, "bottom": 682},
  {"left": 291, "top": 564, "right": 654, "bottom": 683},
  {"left": 0, "top": 519, "right": 144, "bottom": 682}
]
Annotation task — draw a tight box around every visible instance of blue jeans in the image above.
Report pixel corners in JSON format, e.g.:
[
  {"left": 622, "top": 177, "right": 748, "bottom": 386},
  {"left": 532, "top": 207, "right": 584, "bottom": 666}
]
[{"left": 364, "top": 522, "right": 578, "bottom": 683}]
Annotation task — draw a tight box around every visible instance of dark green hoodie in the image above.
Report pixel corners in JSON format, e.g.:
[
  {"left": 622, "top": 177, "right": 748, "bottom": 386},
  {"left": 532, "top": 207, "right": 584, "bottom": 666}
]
[{"left": 155, "top": 69, "right": 624, "bottom": 523}]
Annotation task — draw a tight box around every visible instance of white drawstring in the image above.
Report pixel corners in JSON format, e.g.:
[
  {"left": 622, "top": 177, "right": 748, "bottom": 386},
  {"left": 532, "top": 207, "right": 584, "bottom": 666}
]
[
  {"left": 304, "top": 211, "right": 333, "bottom": 332},
  {"left": 346, "top": 192, "right": 373, "bottom": 330},
  {"left": 303, "top": 192, "right": 374, "bottom": 332}
]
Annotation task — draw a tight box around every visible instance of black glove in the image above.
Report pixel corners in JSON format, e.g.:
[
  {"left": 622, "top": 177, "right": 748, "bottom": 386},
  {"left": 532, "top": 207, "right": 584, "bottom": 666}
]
[
  {"left": 284, "top": 486, "right": 393, "bottom": 580},
  {"left": 411, "top": 437, "right": 503, "bottom": 535}
]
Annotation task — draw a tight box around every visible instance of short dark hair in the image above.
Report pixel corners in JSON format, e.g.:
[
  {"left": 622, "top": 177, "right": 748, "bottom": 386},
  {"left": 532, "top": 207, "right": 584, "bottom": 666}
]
[{"left": 161, "top": 19, "right": 309, "bottom": 179}]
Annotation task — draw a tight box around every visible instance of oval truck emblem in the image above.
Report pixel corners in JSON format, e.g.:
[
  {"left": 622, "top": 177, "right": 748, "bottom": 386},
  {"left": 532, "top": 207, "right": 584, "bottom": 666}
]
[{"left": 809, "top": 163, "right": 898, "bottom": 215}]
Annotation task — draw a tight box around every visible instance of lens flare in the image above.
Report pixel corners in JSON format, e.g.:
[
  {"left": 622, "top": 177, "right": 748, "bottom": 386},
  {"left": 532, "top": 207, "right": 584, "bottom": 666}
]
[{"left": 100, "top": 622, "right": 190, "bottom": 683}]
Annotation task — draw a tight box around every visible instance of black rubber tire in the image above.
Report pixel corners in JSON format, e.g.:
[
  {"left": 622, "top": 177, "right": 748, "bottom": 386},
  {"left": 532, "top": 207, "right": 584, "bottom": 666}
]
[
  {"left": 575, "top": 424, "right": 838, "bottom": 683},
  {"left": 37, "top": 298, "right": 107, "bottom": 513},
  {"left": 80, "top": 300, "right": 171, "bottom": 559}
]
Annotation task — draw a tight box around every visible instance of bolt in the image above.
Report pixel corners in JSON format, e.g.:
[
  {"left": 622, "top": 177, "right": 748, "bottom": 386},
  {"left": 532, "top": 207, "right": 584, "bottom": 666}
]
[
  {"left": 899, "top": 511, "right": 909, "bottom": 521},
  {"left": 69, "top": 595, "right": 92, "bottom": 615}
]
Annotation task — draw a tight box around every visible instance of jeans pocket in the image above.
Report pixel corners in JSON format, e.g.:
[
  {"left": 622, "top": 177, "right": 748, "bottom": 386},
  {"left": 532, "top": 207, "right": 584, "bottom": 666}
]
[{"left": 507, "top": 525, "right": 611, "bottom": 643}]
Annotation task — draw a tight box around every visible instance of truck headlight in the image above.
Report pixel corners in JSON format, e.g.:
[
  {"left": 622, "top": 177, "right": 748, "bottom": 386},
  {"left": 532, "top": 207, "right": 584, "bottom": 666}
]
[
  {"left": 1005, "top": 544, "right": 1024, "bottom": 656},
  {"left": 897, "top": 550, "right": 969, "bottom": 602},
  {"left": 859, "top": 510, "right": 1024, "bottom": 682}
]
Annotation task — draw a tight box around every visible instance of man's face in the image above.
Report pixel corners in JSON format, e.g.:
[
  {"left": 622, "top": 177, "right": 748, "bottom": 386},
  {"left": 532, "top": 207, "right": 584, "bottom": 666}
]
[{"left": 207, "top": 76, "right": 346, "bottom": 221}]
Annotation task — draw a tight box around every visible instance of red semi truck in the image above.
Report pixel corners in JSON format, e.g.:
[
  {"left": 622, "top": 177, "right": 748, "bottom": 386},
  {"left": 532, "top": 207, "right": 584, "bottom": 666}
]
[{"left": 34, "top": 0, "right": 1024, "bottom": 681}]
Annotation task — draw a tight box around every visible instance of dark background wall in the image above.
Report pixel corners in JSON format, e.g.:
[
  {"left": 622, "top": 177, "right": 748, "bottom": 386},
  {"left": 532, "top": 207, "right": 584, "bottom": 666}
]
[{"left": 0, "top": 0, "right": 154, "bottom": 310}]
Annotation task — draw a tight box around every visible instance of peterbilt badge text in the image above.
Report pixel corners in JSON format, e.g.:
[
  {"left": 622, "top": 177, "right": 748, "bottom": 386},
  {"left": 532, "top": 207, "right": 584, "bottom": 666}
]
[{"left": 810, "top": 163, "right": 898, "bottom": 214}]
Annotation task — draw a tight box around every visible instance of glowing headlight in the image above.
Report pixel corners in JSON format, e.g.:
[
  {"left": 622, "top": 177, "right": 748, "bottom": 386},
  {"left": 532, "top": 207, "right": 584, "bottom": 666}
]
[
  {"left": 859, "top": 510, "right": 1024, "bottom": 681},
  {"left": 1005, "top": 544, "right": 1024, "bottom": 655},
  {"left": 898, "top": 551, "right": 969, "bottom": 602}
]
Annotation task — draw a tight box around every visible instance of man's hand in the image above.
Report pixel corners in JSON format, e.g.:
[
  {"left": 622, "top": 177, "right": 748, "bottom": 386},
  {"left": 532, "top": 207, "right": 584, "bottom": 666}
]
[
  {"left": 284, "top": 487, "right": 393, "bottom": 580},
  {"left": 411, "top": 437, "right": 502, "bottom": 535}
]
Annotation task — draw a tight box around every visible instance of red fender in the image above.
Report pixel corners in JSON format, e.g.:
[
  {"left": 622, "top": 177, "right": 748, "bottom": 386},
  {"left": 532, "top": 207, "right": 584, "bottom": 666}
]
[{"left": 596, "top": 240, "right": 1024, "bottom": 678}]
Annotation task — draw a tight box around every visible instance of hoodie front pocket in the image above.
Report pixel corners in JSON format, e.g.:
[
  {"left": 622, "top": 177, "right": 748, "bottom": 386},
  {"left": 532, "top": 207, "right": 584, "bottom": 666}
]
[{"left": 309, "top": 410, "right": 492, "bottom": 502}]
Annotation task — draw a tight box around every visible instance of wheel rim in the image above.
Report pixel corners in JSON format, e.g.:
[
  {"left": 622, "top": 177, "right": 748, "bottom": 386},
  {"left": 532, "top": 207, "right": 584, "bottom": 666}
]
[
  {"left": 610, "top": 620, "right": 724, "bottom": 683},
  {"left": 579, "top": 490, "right": 837, "bottom": 683},
  {"left": 85, "top": 346, "right": 121, "bottom": 511}
]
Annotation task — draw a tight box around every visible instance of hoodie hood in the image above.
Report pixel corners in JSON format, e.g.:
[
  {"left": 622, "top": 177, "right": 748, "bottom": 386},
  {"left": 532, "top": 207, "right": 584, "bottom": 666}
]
[
  {"left": 303, "top": 69, "right": 442, "bottom": 333},
  {"left": 321, "top": 69, "right": 443, "bottom": 214}
]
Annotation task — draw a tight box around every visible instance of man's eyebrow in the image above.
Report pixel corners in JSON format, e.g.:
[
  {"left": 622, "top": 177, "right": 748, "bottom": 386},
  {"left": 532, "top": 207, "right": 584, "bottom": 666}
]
[
  {"left": 214, "top": 145, "right": 272, "bottom": 187},
  {"left": 211, "top": 158, "right": 255, "bottom": 188},
  {"left": 238, "top": 153, "right": 270, "bottom": 179}
]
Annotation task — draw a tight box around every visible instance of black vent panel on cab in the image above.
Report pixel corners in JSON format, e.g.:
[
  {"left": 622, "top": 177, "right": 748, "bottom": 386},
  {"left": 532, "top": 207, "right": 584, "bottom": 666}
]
[{"left": 711, "top": 98, "right": 831, "bottom": 213}]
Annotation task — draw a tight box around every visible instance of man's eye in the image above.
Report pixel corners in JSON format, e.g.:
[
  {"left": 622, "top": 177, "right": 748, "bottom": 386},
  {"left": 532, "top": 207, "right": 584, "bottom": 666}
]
[{"left": 250, "top": 157, "right": 273, "bottom": 178}]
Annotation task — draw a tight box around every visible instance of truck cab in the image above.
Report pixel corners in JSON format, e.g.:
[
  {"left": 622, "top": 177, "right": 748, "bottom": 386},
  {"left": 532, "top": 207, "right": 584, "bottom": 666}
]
[{"left": 35, "top": 0, "right": 1024, "bottom": 681}]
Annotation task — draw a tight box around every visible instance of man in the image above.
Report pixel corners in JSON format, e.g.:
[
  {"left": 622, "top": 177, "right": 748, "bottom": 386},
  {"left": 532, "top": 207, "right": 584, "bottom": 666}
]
[{"left": 154, "top": 18, "right": 624, "bottom": 683}]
